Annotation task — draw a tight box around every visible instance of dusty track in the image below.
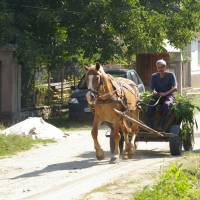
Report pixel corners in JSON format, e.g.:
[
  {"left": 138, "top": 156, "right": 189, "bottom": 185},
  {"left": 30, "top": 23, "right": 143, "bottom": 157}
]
[{"left": 0, "top": 114, "right": 200, "bottom": 200}]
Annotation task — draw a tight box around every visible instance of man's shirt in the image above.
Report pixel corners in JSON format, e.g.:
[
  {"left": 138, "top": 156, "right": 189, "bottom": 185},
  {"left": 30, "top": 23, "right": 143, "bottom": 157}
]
[{"left": 150, "top": 72, "right": 177, "bottom": 93}]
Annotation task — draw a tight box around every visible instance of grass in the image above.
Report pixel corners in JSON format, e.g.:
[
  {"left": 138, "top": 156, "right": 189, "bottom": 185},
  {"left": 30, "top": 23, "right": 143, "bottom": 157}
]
[
  {"left": 191, "top": 95, "right": 200, "bottom": 109},
  {"left": 0, "top": 134, "right": 55, "bottom": 157},
  {"left": 133, "top": 154, "right": 200, "bottom": 200},
  {"left": 47, "top": 112, "right": 92, "bottom": 131}
]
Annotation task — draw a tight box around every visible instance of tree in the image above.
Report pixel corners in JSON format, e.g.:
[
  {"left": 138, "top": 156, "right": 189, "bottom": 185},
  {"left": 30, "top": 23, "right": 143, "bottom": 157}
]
[
  {"left": 0, "top": 0, "right": 200, "bottom": 106},
  {"left": 1, "top": 0, "right": 200, "bottom": 64},
  {"left": 59, "top": 0, "right": 200, "bottom": 64}
]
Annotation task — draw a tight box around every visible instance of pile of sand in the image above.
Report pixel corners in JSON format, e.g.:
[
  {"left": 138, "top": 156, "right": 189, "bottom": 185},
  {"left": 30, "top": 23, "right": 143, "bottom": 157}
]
[{"left": 1, "top": 117, "right": 66, "bottom": 140}]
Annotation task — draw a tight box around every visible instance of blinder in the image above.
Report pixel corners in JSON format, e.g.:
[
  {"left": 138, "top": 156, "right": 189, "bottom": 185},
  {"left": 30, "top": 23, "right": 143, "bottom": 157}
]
[{"left": 86, "top": 74, "right": 103, "bottom": 105}]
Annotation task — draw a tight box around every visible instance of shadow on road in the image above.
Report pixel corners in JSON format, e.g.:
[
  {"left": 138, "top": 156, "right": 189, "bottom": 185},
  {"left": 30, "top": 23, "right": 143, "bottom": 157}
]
[
  {"left": 76, "top": 150, "right": 112, "bottom": 159},
  {"left": 12, "top": 149, "right": 171, "bottom": 180},
  {"left": 77, "top": 149, "right": 171, "bottom": 160},
  {"left": 11, "top": 158, "right": 109, "bottom": 180},
  {"left": 133, "top": 149, "right": 171, "bottom": 159}
]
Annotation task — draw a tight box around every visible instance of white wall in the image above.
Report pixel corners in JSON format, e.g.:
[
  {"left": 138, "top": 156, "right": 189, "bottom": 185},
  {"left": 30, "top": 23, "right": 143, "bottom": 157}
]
[
  {"left": 191, "top": 38, "right": 200, "bottom": 73},
  {"left": 191, "top": 37, "right": 200, "bottom": 87}
]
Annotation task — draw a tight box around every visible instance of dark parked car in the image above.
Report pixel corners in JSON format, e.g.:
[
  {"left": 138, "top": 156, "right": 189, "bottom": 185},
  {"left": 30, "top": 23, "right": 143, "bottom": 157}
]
[{"left": 68, "top": 68, "right": 145, "bottom": 120}]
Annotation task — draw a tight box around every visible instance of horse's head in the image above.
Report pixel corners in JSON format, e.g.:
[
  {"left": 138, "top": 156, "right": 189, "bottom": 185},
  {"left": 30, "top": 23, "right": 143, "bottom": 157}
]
[{"left": 84, "top": 63, "right": 105, "bottom": 105}]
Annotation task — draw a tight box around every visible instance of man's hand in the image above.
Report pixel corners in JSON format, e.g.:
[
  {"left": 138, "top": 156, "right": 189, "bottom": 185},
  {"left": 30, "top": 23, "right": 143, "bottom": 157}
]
[
  {"left": 158, "top": 92, "right": 167, "bottom": 97},
  {"left": 152, "top": 90, "right": 159, "bottom": 96}
]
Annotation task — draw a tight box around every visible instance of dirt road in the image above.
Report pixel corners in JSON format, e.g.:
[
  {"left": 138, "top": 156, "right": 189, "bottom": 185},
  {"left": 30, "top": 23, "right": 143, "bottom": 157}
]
[{"left": 0, "top": 114, "right": 200, "bottom": 200}]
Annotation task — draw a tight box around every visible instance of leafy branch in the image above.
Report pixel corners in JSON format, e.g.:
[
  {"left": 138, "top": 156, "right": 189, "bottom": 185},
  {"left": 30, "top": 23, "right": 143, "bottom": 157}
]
[{"left": 172, "top": 94, "right": 200, "bottom": 139}]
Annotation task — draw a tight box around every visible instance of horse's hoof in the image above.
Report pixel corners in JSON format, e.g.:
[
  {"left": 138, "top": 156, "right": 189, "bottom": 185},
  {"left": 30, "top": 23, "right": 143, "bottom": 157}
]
[
  {"left": 96, "top": 154, "right": 104, "bottom": 160},
  {"left": 123, "top": 154, "right": 129, "bottom": 160},
  {"left": 96, "top": 149, "right": 104, "bottom": 160},
  {"left": 110, "top": 155, "right": 119, "bottom": 164},
  {"left": 128, "top": 149, "right": 136, "bottom": 159}
]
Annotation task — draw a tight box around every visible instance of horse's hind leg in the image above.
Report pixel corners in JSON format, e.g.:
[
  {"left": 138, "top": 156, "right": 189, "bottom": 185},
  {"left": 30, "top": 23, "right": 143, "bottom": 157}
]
[
  {"left": 123, "top": 133, "right": 136, "bottom": 159},
  {"left": 110, "top": 124, "right": 121, "bottom": 163},
  {"left": 123, "top": 132, "right": 129, "bottom": 160},
  {"left": 127, "top": 133, "right": 137, "bottom": 158},
  {"left": 122, "top": 126, "right": 137, "bottom": 159},
  {"left": 92, "top": 119, "right": 104, "bottom": 160}
]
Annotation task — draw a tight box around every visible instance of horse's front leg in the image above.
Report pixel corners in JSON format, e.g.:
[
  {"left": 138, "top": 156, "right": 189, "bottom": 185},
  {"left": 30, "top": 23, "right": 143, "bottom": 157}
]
[
  {"left": 110, "top": 124, "right": 121, "bottom": 163},
  {"left": 91, "top": 118, "right": 104, "bottom": 160}
]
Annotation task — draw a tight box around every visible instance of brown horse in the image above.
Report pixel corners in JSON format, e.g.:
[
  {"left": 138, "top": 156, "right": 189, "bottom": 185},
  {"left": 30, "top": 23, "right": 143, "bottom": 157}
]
[{"left": 84, "top": 63, "right": 140, "bottom": 163}]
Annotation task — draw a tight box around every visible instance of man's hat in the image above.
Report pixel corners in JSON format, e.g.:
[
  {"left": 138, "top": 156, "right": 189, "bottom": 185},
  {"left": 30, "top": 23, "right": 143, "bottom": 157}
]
[{"left": 156, "top": 59, "right": 166, "bottom": 66}]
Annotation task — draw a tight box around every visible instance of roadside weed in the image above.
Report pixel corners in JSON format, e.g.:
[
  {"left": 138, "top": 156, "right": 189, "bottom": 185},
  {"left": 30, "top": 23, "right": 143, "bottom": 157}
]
[
  {"left": 133, "top": 160, "right": 200, "bottom": 200},
  {"left": 0, "top": 134, "right": 55, "bottom": 157}
]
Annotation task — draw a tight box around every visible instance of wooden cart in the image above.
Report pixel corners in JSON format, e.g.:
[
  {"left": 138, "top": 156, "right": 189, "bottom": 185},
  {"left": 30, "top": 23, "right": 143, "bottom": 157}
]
[{"left": 108, "top": 108, "right": 194, "bottom": 156}]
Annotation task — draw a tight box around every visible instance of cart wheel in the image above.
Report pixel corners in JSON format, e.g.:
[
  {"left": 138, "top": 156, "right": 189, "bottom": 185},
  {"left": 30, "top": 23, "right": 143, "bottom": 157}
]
[
  {"left": 110, "top": 129, "right": 124, "bottom": 154},
  {"left": 183, "top": 133, "right": 194, "bottom": 151},
  {"left": 169, "top": 125, "right": 182, "bottom": 156}
]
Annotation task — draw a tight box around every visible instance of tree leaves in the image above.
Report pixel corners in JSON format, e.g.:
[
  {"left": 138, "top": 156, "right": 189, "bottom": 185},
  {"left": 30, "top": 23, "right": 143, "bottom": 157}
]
[{"left": 1, "top": 0, "right": 200, "bottom": 65}]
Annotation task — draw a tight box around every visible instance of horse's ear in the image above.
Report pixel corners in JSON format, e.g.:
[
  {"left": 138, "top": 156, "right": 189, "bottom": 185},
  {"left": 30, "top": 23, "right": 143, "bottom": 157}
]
[
  {"left": 84, "top": 65, "right": 89, "bottom": 72},
  {"left": 96, "top": 62, "right": 101, "bottom": 71}
]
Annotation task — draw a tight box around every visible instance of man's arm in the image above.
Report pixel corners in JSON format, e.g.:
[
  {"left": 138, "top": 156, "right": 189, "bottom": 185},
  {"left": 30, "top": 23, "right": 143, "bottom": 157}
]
[
  {"left": 159, "top": 73, "right": 177, "bottom": 96},
  {"left": 159, "top": 86, "right": 177, "bottom": 97},
  {"left": 150, "top": 74, "right": 159, "bottom": 96}
]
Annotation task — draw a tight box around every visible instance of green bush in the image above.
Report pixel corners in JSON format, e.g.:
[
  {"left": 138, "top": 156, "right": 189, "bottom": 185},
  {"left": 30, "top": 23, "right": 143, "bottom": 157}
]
[{"left": 133, "top": 162, "right": 200, "bottom": 200}]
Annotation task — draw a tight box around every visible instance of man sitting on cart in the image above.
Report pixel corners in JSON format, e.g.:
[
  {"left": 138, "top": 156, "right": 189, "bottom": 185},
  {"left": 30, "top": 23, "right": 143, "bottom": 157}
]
[{"left": 147, "top": 59, "right": 177, "bottom": 130}]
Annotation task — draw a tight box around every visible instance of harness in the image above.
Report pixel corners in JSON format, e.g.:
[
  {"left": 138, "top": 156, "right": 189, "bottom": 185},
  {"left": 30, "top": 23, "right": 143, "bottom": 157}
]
[{"left": 88, "top": 74, "right": 139, "bottom": 110}]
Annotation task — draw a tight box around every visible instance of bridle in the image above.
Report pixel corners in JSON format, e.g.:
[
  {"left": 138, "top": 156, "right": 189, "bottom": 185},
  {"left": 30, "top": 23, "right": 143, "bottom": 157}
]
[
  {"left": 87, "top": 78, "right": 103, "bottom": 95},
  {"left": 86, "top": 73, "right": 117, "bottom": 104}
]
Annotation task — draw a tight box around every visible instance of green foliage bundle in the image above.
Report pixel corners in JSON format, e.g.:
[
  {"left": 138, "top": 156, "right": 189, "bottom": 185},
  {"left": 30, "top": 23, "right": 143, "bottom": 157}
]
[
  {"left": 139, "top": 91, "right": 154, "bottom": 112},
  {"left": 172, "top": 94, "right": 200, "bottom": 139}
]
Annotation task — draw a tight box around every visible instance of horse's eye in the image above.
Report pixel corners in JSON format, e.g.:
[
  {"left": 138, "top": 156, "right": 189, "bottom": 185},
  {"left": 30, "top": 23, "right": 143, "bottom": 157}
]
[{"left": 95, "top": 75, "right": 100, "bottom": 81}]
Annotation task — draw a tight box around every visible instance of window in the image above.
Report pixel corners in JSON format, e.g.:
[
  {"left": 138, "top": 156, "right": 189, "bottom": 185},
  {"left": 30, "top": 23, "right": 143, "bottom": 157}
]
[{"left": 130, "top": 71, "right": 139, "bottom": 84}]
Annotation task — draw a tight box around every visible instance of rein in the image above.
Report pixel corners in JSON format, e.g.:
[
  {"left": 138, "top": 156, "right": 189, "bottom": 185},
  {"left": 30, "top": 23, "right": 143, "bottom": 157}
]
[{"left": 139, "top": 96, "right": 162, "bottom": 107}]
